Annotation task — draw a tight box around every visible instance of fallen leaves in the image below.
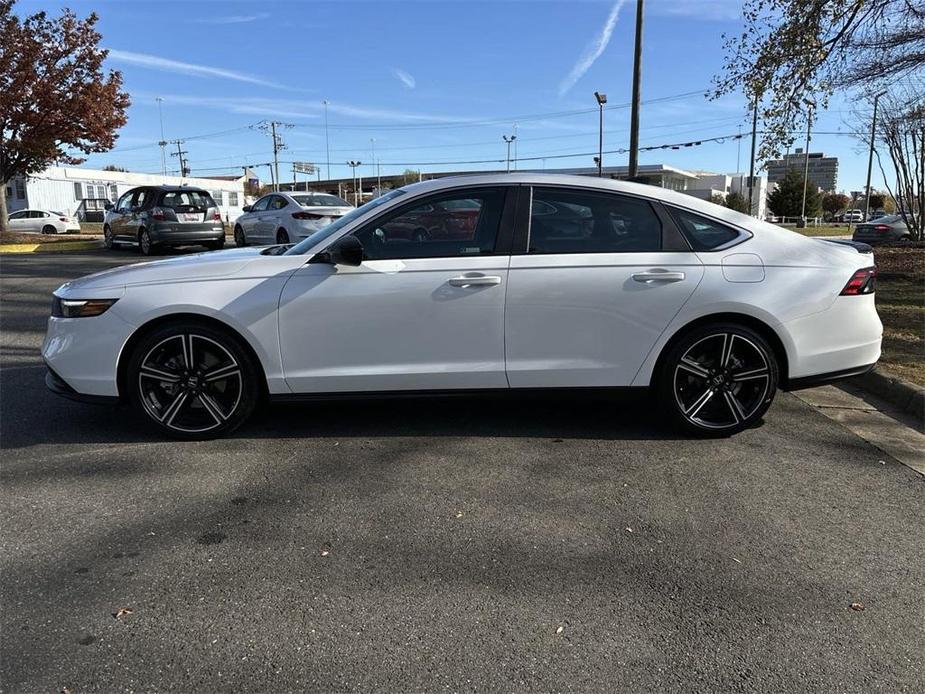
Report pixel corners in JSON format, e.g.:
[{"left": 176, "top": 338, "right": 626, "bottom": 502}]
[
  {"left": 112, "top": 608, "right": 133, "bottom": 620},
  {"left": 850, "top": 602, "right": 866, "bottom": 612},
  {"left": 555, "top": 625, "right": 564, "bottom": 635}
]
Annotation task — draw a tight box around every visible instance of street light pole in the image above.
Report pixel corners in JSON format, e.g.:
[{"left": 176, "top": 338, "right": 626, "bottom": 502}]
[
  {"left": 627, "top": 0, "right": 644, "bottom": 178},
  {"left": 503, "top": 134, "right": 516, "bottom": 173},
  {"left": 370, "top": 138, "right": 380, "bottom": 196},
  {"left": 800, "top": 103, "right": 814, "bottom": 223},
  {"left": 864, "top": 92, "right": 885, "bottom": 221},
  {"left": 156, "top": 97, "right": 167, "bottom": 177},
  {"left": 594, "top": 91, "right": 607, "bottom": 177},
  {"left": 346, "top": 160, "right": 362, "bottom": 206},
  {"left": 323, "top": 100, "right": 331, "bottom": 181}
]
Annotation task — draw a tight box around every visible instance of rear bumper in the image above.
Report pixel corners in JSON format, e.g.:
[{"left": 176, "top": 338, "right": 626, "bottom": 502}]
[
  {"left": 783, "top": 363, "right": 876, "bottom": 391},
  {"left": 150, "top": 227, "right": 225, "bottom": 245}
]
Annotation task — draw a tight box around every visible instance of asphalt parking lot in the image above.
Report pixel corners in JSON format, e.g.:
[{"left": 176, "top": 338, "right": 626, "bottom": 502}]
[{"left": 1, "top": 249, "right": 923, "bottom": 693}]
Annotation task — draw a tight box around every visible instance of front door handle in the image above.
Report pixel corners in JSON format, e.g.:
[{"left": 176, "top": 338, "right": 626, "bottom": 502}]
[
  {"left": 448, "top": 274, "right": 502, "bottom": 287},
  {"left": 632, "top": 269, "right": 686, "bottom": 283}
]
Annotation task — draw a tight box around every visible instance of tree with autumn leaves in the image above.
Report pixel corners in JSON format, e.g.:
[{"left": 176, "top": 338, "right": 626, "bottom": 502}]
[{"left": 0, "top": 0, "right": 129, "bottom": 232}]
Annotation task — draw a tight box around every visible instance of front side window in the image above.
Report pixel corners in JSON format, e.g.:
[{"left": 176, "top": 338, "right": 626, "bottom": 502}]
[
  {"left": 250, "top": 196, "right": 271, "bottom": 212},
  {"left": 9, "top": 211, "right": 27, "bottom": 220},
  {"left": 352, "top": 188, "right": 507, "bottom": 261},
  {"left": 116, "top": 191, "right": 133, "bottom": 211},
  {"left": 669, "top": 208, "right": 742, "bottom": 251},
  {"left": 528, "top": 187, "right": 662, "bottom": 254}
]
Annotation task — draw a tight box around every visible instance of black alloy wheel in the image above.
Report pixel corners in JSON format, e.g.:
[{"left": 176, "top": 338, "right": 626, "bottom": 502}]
[
  {"left": 127, "top": 322, "right": 259, "bottom": 439},
  {"left": 234, "top": 226, "right": 247, "bottom": 247},
  {"left": 660, "top": 323, "right": 778, "bottom": 436}
]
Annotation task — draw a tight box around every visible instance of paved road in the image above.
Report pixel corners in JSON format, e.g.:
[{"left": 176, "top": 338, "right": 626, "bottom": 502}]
[{"left": 1, "top": 250, "right": 923, "bottom": 693}]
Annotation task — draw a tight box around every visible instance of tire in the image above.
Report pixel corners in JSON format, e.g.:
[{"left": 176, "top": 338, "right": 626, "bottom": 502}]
[
  {"left": 205, "top": 238, "right": 225, "bottom": 251},
  {"left": 276, "top": 228, "right": 290, "bottom": 245},
  {"left": 138, "top": 228, "right": 155, "bottom": 256},
  {"left": 657, "top": 322, "right": 779, "bottom": 437},
  {"left": 103, "top": 225, "right": 117, "bottom": 249},
  {"left": 126, "top": 320, "right": 260, "bottom": 440},
  {"left": 234, "top": 225, "right": 247, "bottom": 247},
  {"left": 42, "top": 225, "right": 57, "bottom": 235}
]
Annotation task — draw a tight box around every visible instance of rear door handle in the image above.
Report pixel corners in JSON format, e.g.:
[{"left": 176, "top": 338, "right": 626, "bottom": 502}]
[
  {"left": 448, "top": 274, "right": 502, "bottom": 287},
  {"left": 632, "top": 269, "right": 686, "bottom": 283}
]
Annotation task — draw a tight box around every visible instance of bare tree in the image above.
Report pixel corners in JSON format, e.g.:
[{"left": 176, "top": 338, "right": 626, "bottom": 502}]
[{"left": 874, "top": 94, "right": 925, "bottom": 241}]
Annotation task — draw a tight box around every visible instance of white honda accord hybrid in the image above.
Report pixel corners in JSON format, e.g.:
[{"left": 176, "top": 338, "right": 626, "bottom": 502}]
[{"left": 43, "top": 174, "right": 882, "bottom": 439}]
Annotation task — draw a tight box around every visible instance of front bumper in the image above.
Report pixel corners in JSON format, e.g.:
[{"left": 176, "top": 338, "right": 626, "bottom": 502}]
[{"left": 45, "top": 366, "right": 119, "bottom": 404}]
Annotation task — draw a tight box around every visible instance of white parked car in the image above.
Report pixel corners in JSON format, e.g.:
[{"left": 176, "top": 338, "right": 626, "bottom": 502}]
[
  {"left": 7, "top": 209, "right": 80, "bottom": 234},
  {"left": 43, "top": 174, "right": 882, "bottom": 439},
  {"left": 233, "top": 191, "right": 352, "bottom": 246},
  {"left": 843, "top": 209, "right": 865, "bottom": 223}
]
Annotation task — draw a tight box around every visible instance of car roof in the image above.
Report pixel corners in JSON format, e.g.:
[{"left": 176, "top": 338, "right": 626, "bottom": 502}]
[{"left": 128, "top": 185, "right": 209, "bottom": 193}]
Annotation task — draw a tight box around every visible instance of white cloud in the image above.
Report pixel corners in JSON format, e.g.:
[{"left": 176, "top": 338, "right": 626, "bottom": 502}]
[
  {"left": 391, "top": 68, "right": 416, "bottom": 89},
  {"left": 650, "top": 0, "right": 740, "bottom": 22},
  {"left": 558, "top": 0, "right": 627, "bottom": 97},
  {"left": 193, "top": 13, "right": 269, "bottom": 25},
  {"left": 107, "top": 49, "right": 291, "bottom": 90}
]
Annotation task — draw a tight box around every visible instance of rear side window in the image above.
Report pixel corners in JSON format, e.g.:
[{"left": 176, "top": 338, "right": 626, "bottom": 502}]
[
  {"left": 528, "top": 187, "right": 662, "bottom": 254},
  {"left": 159, "top": 190, "right": 215, "bottom": 211},
  {"left": 669, "top": 208, "right": 742, "bottom": 251}
]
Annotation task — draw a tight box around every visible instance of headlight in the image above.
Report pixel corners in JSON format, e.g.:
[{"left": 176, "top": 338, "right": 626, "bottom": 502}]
[{"left": 51, "top": 297, "right": 118, "bottom": 318}]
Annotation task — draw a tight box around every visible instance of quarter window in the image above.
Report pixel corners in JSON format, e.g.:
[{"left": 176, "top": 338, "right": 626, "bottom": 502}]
[
  {"left": 528, "top": 187, "right": 662, "bottom": 254},
  {"left": 669, "top": 208, "right": 742, "bottom": 251},
  {"left": 353, "top": 188, "right": 507, "bottom": 261}
]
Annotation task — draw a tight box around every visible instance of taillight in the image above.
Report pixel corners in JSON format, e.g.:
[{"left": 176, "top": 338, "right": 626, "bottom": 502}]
[
  {"left": 212, "top": 211, "right": 221, "bottom": 221},
  {"left": 151, "top": 207, "right": 165, "bottom": 221},
  {"left": 874, "top": 225, "right": 889, "bottom": 233},
  {"left": 840, "top": 266, "right": 877, "bottom": 295},
  {"left": 59, "top": 217, "right": 68, "bottom": 222},
  {"left": 292, "top": 211, "right": 325, "bottom": 220}
]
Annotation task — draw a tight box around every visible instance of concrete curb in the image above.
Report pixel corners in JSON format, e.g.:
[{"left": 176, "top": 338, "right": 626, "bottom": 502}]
[
  {"left": 852, "top": 367, "right": 925, "bottom": 420},
  {"left": 0, "top": 240, "right": 104, "bottom": 254}
]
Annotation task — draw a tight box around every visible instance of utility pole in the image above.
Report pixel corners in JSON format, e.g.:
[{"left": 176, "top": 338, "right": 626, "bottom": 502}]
[
  {"left": 503, "top": 134, "right": 516, "bottom": 173},
  {"left": 747, "top": 98, "right": 759, "bottom": 216},
  {"left": 864, "top": 92, "right": 885, "bottom": 221},
  {"left": 323, "top": 100, "right": 331, "bottom": 180},
  {"left": 627, "top": 0, "right": 644, "bottom": 178},
  {"left": 258, "top": 121, "right": 291, "bottom": 192},
  {"left": 170, "top": 140, "right": 189, "bottom": 177},
  {"left": 156, "top": 97, "right": 167, "bottom": 177},
  {"left": 800, "top": 103, "right": 814, "bottom": 224},
  {"left": 594, "top": 91, "right": 607, "bottom": 177},
  {"left": 346, "top": 160, "right": 361, "bottom": 206}
]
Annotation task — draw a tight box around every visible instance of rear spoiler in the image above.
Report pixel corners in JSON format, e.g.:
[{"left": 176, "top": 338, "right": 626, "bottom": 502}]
[{"left": 820, "top": 238, "right": 873, "bottom": 254}]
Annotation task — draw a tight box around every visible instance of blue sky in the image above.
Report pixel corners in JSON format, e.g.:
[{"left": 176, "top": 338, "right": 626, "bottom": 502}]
[{"left": 20, "top": 0, "right": 878, "bottom": 190}]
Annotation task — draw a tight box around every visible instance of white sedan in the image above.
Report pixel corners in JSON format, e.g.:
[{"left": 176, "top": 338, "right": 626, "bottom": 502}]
[
  {"left": 43, "top": 174, "right": 882, "bottom": 439},
  {"left": 233, "top": 191, "right": 352, "bottom": 246},
  {"left": 8, "top": 209, "right": 81, "bottom": 234}
]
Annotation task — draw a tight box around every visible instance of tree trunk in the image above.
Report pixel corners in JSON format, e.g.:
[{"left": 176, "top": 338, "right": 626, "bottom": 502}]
[{"left": 0, "top": 180, "right": 9, "bottom": 234}]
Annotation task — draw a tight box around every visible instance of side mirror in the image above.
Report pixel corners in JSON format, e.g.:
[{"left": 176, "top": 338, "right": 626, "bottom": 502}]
[
  {"left": 318, "top": 235, "right": 364, "bottom": 266},
  {"left": 242, "top": 205, "right": 252, "bottom": 212},
  {"left": 104, "top": 203, "right": 114, "bottom": 211}
]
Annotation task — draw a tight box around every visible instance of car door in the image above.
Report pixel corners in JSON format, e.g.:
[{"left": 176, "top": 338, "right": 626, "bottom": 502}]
[
  {"left": 263, "top": 195, "right": 290, "bottom": 242},
  {"left": 244, "top": 196, "right": 271, "bottom": 243},
  {"left": 504, "top": 186, "right": 705, "bottom": 388},
  {"left": 278, "top": 186, "right": 515, "bottom": 393},
  {"left": 109, "top": 190, "right": 135, "bottom": 240},
  {"left": 8, "top": 210, "right": 29, "bottom": 231}
]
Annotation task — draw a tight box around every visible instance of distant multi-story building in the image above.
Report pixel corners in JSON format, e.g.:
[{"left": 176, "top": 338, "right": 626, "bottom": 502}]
[{"left": 765, "top": 148, "right": 838, "bottom": 192}]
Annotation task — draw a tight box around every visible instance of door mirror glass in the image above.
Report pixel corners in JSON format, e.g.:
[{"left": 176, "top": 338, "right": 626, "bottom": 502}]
[
  {"left": 104, "top": 202, "right": 114, "bottom": 211},
  {"left": 317, "top": 235, "right": 364, "bottom": 266},
  {"left": 242, "top": 205, "right": 252, "bottom": 213}
]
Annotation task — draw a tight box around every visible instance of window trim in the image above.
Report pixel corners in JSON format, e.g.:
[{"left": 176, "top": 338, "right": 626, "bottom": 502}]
[
  {"left": 345, "top": 185, "right": 518, "bottom": 261},
  {"left": 663, "top": 204, "right": 753, "bottom": 252}
]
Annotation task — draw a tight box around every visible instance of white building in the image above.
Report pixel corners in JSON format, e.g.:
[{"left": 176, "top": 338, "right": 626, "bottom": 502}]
[
  {"left": 5, "top": 167, "right": 248, "bottom": 223},
  {"left": 686, "top": 172, "right": 769, "bottom": 220}
]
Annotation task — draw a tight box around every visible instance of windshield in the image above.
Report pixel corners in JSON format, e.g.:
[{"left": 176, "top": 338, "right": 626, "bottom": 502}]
[
  {"left": 292, "top": 194, "right": 351, "bottom": 208},
  {"left": 284, "top": 189, "right": 406, "bottom": 255}
]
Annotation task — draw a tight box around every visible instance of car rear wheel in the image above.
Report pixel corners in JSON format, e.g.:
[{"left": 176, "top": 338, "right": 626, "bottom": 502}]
[
  {"left": 42, "top": 225, "right": 57, "bottom": 235},
  {"left": 234, "top": 225, "right": 247, "bottom": 247},
  {"left": 276, "top": 229, "right": 290, "bottom": 244},
  {"left": 658, "top": 323, "right": 778, "bottom": 437},
  {"left": 138, "top": 229, "right": 155, "bottom": 256},
  {"left": 126, "top": 321, "right": 259, "bottom": 439}
]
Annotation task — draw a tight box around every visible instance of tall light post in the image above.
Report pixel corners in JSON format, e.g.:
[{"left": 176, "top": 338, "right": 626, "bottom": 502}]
[
  {"left": 627, "top": 0, "right": 645, "bottom": 178},
  {"left": 323, "top": 100, "right": 331, "bottom": 180},
  {"left": 800, "top": 100, "right": 815, "bottom": 225},
  {"left": 346, "top": 160, "right": 362, "bottom": 206},
  {"left": 370, "top": 138, "right": 381, "bottom": 197},
  {"left": 156, "top": 97, "right": 167, "bottom": 177},
  {"left": 503, "top": 134, "right": 516, "bottom": 173},
  {"left": 594, "top": 91, "right": 607, "bottom": 177},
  {"left": 864, "top": 91, "right": 885, "bottom": 221}
]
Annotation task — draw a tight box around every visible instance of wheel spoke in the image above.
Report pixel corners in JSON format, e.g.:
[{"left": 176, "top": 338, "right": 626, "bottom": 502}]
[
  {"left": 160, "top": 391, "right": 189, "bottom": 425},
  {"left": 140, "top": 365, "right": 181, "bottom": 383},
  {"left": 720, "top": 333, "right": 735, "bottom": 368},
  {"left": 731, "top": 367, "right": 769, "bottom": 382},
  {"left": 678, "top": 357, "right": 710, "bottom": 379},
  {"left": 202, "top": 363, "right": 240, "bottom": 382},
  {"left": 723, "top": 390, "right": 747, "bottom": 423},
  {"left": 197, "top": 392, "right": 227, "bottom": 424},
  {"left": 685, "top": 388, "right": 715, "bottom": 418}
]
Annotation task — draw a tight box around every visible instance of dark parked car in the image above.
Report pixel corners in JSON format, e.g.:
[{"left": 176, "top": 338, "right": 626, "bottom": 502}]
[
  {"left": 380, "top": 198, "right": 483, "bottom": 241},
  {"left": 852, "top": 214, "right": 915, "bottom": 245},
  {"left": 103, "top": 186, "right": 225, "bottom": 255}
]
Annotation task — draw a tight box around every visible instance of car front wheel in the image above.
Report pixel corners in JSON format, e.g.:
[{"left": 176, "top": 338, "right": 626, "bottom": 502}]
[
  {"left": 234, "top": 225, "right": 247, "bottom": 247},
  {"left": 658, "top": 323, "right": 778, "bottom": 437},
  {"left": 127, "top": 322, "right": 260, "bottom": 439}
]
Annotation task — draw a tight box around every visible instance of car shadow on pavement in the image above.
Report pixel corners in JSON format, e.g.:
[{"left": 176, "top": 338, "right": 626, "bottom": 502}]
[{"left": 0, "top": 363, "right": 688, "bottom": 449}]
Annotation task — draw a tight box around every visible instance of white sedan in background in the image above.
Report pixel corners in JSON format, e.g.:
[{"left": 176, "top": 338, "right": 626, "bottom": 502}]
[
  {"left": 233, "top": 191, "right": 352, "bottom": 246},
  {"left": 8, "top": 209, "right": 81, "bottom": 234},
  {"left": 43, "top": 174, "right": 881, "bottom": 439}
]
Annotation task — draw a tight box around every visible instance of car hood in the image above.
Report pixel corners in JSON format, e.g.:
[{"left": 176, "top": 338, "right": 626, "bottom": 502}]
[{"left": 56, "top": 247, "right": 267, "bottom": 294}]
